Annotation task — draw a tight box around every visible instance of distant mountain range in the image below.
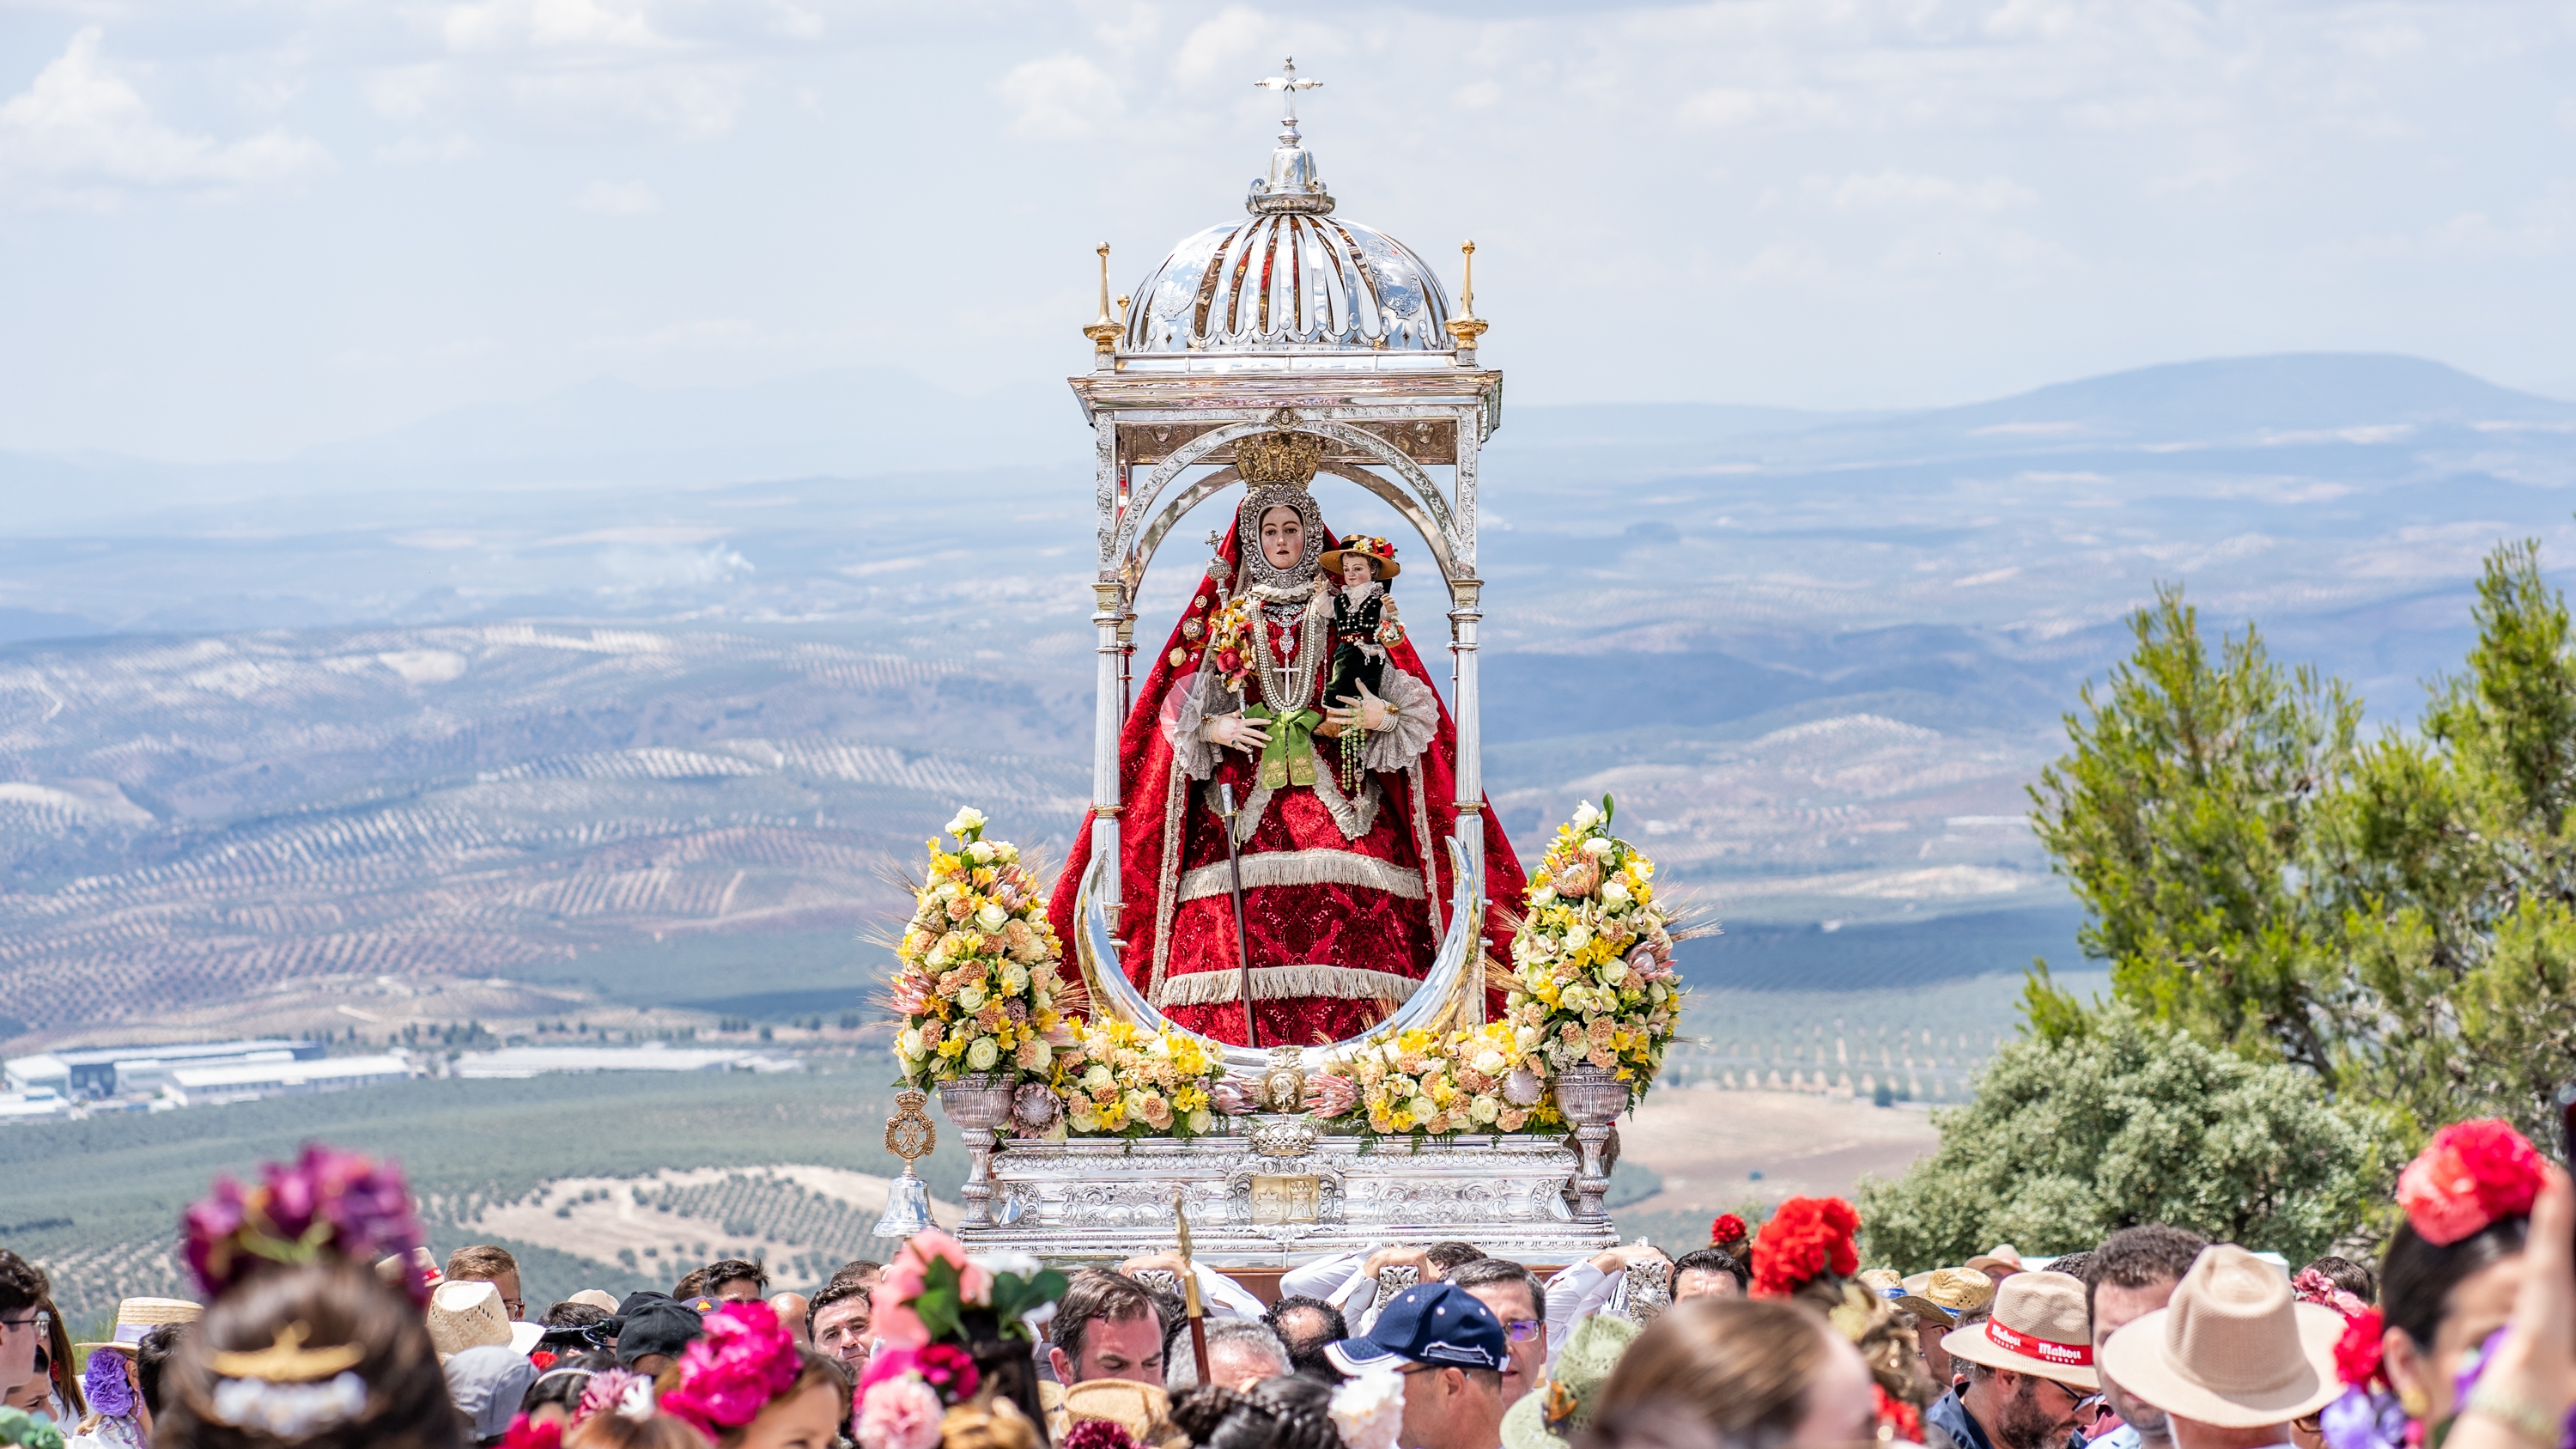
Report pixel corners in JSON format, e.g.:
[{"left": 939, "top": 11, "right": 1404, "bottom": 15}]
[{"left": 3, "top": 351, "right": 2570, "bottom": 1044}]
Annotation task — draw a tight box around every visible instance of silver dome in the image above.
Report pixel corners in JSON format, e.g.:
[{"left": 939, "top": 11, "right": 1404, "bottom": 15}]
[{"left": 1123, "top": 213, "right": 1455, "bottom": 355}]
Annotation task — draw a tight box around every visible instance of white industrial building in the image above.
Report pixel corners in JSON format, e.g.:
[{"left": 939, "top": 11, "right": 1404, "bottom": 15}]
[
  {"left": 162, "top": 1054, "right": 415, "bottom": 1106},
  {"left": 4, "top": 1038, "right": 323, "bottom": 1099},
  {"left": 451, "top": 1044, "right": 803, "bottom": 1079}
]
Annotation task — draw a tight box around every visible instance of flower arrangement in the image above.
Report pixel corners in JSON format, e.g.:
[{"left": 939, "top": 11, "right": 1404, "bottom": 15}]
[
  {"left": 1202, "top": 596, "right": 1256, "bottom": 695},
  {"left": 2395, "top": 1117, "right": 2544, "bottom": 1245},
  {"left": 1052, "top": 1019, "right": 1218, "bottom": 1138},
  {"left": 1749, "top": 1196, "right": 1861, "bottom": 1299},
  {"left": 1316, "top": 1021, "right": 1560, "bottom": 1141},
  {"left": 1328, "top": 1368, "right": 1405, "bottom": 1449},
  {"left": 659, "top": 1300, "right": 803, "bottom": 1440},
  {"left": 1505, "top": 795, "right": 1686, "bottom": 1107},
  {"left": 182, "top": 1143, "right": 428, "bottom": 1303},
  {"left": 858, "top": 1230, "right": 1067, "bottom": 1449},
  {"left": 889, "top": 808, "right": 1071, "bottom": 1091}
]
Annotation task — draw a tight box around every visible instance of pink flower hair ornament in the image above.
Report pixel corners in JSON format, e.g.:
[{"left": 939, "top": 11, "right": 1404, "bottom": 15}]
[
  {"left": 873, "top": 1228, "right": 1066, "bottom": 1349},
  {"left": 658, "top": 1300, "right": 802, "bottom": 1438},
  {"left": 182, "top": 1143, "right": 428, "bottom": 1304}
]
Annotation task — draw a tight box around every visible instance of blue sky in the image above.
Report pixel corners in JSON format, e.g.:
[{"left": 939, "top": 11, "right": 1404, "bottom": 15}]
[{"left": 2, "top": 0, "right": 2572, "bottom": 461}]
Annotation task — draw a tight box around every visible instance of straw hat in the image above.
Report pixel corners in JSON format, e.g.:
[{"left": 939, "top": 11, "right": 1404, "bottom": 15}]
[
  {"left": 1502, "top": 1313, "right": 1640, "bottom": 1449},
  {"left": 428, "top": 1278, "right": 513, "bottom": 1360},
  {"left": 1319, "top": 537, "right": 1400, "bottom": 581},
  {"left": 2097, "top": 1245, "right": 2343, "bottom": 1428},
  {"left": 1940, "top": 1270, "right": 2098, "bottom": 1391},
  {"left": 1902, "top": 1267, "right": 1996, "bottom": 1318},
  {"left": 1965, "top": 1244, "right": 2025, "bottom": 1276},
  {"left": 76, "top": 1297, "right": 199, "bottom": 1353},
  {"left": 568, "top": 1289, "right": 620, "bottom": 1313}
]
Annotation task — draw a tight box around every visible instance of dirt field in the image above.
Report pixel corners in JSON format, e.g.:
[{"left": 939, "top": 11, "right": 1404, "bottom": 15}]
[{"left": 1615, "top": 1086, "right": 1941, "bottom": 1215}]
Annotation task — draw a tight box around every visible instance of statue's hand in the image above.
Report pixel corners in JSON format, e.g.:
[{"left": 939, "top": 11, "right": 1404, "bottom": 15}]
[
  {"left": 1328, "top": 680, "right": 1393, "bottom": 734},
  {"left": 1203, "top": 713, "right": 1269, "bottom": 752}
]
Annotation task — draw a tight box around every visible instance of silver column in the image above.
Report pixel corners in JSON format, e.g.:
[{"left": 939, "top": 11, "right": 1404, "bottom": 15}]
[
  {"left": 1092, "top": 415, "right": 1126, "bottom": 929},
  {"left": 1450, "top": 408, "right": 1485, "bottom": 888}
]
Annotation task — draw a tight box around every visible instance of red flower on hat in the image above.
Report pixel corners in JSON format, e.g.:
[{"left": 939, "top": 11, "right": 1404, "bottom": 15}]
[
  {"left": 1710, "top": 1214, "right": 1747, "bottom": 1248},
  {"left": 2396, "top": 1119, "right": 2545, "bottom": 1246},
  {"left": 1749, "top": 1196, "right": 1861, "bottom": 1298},
  {"left": 2332, "top": 1307, "right": 2387, "bottom": 1390}
]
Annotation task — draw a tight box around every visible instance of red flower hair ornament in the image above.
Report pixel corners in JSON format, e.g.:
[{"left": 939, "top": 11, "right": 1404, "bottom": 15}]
[
  {"left": 1710, "top": 1214, "right": 1748, "bottom": 1249},
  {"left": 2395, "top": 1119, "right": 2545, "bottom": 1246},
  {"left": 2331, "top": 1307, "right": 2387, "bottom": 1391},
  {"left": 1749, "top": 1196, "right": 1862, "bottom": 1298}
]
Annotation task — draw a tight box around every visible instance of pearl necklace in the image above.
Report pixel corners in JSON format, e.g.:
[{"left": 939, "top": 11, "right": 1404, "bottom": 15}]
[{"left": 1256, "top": 599, "right": 1325, "bottom": 712}]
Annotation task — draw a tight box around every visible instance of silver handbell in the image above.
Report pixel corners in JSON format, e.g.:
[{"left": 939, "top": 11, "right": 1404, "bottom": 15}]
[{"left": 872, "top": 1163, "right": 933, "bottom": 1240}]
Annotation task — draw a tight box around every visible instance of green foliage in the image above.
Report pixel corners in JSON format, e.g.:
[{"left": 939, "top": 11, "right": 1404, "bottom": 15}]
[
  {"left": 2027, "top": 540, "right": 2576, "bottom": 1168},
  {"left": 2027, "top": 585, "right": 2357, "bottom": 1072},
  {"left": 1858, "top": 1005, "right": 2379, "bottom": 1270}
]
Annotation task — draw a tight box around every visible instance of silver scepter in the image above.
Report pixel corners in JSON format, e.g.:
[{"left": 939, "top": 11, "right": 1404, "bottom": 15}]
[{"left": 1218, "top": 782, "right": 1260, "bottom": 1048}]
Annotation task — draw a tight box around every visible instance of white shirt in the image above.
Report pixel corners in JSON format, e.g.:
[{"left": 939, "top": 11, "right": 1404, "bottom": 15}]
[{"left": 1540, "top": 1262, "right": 1622, "bottom": 1370}]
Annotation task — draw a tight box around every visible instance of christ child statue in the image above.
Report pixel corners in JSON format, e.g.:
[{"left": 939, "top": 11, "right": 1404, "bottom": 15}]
[{"left": 1317, "top": 537, "right": 1404, "bottom": 786}]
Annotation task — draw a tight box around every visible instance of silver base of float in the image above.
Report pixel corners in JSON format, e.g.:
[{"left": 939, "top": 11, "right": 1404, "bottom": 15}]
[{"left": 955, "top": 1116, "right": 1619, "bottom": 1266}]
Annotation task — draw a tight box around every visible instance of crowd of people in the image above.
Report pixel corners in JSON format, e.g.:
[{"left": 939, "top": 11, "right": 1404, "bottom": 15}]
[{"left": 3, "top": 1116, "right": 2576, "bottom": 1449}]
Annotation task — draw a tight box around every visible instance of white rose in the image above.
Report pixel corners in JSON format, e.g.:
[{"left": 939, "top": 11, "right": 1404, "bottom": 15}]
[
  {"left": 1529, "top": 884, "right": 1558, "bottom": 905},
  {"left": 946, "top": 807, "right": 987, "bottom": 837},
  {"left": 966, "top": 1037, "right": 999, "bottom": 1071},
  {"left": 1582, "top": 837, "right": 1614, "bottom": 856},
  {"left": 936, "top": 881, "right": 962, "bottom": 900},
  {"left": 1566, "top": 924, "right": 1593, "bottom": 951},
  {"left": 1070, "top": 1107, "right": 1100, "bottom": 1133},
  {"left": 896, "top": 1026, "right": 925, "bottom": 1060},
  {"left": 1572, "top": 801, "right": 1601, "bottom": 829},
  {"left": 1602, "top": 880, "right": 1631, "bottom": 904},
  {"left": 977, "top": 903, "right": 1009, "bottom": 932},
  {"left": 1408, "top": 1095, "right": 1437, "bottom": 1122},
  {"left": 1514, "top": 1026, "right": 1542, "bottom": 1052},
  {"left": 1000, "top": 963, "right": 1031, "bottom": 995},
  {"left": 969, "top": 840, "right": 996, "bottom": 864},
  {"left": 1472, "top": 1049, "right": 1507, "bottom": 1075},
  {"left": 1084, "top": 1064, "right": 1114, "bottom": 1090},
  {"left": 957, "top": 983, "right": 987, "bottom": 1012},
  {"left": 1600, "top": 960, "right": 1628, "bottom": 987},
  {"left": 1649, "top": 982, "right": 1669, "bottom": 1004},
  {"left": 997, "top": 843, "right": 1020, "bottom": 864},
  {"left": 1125, "top": 1089, "right": 1156, "bottom": 1117},
  {"left": 1470, "top": 1095, "right": 1500, "bottom": 1125},
  {"left": 1187, "top": 1109, "right": 1212, "bottom": 1135}
]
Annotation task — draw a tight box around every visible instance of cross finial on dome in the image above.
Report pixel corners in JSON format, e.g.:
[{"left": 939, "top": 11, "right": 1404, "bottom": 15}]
[{"left": 1254, "top": 57, "right": 1321, "bottom": 143}]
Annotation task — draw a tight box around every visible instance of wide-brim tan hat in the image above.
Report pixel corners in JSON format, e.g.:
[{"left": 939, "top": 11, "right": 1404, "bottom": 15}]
[
  {"left": 428, "top": 1278, "right": 513, "bottom": 1360},
  {"left": 1917, "top": 1266, "right": 1996, "bottom": 1316},
  {"left": 1965, "top": 1244, "right": 2024, "bottom": 1275},
  {"left": 568, "top": 1289, "right": 620, "bottom": 1312},
  {"left": 1941, "top": 1269, "right": 2098, "bottom": 1391},
  {"left": 1318, "top": 545, "right": 1400, "bottom": 581},
  {"left": 76, "top": 1296, "right": 200, "bottom": 1352},
  {"left": 2098, "top": 1244, "right": 2345, "bottom": 1428}
]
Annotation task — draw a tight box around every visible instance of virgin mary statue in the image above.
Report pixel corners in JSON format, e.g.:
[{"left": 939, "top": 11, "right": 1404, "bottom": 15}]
[{"left": 1048, "top": 435, "right": 1526, "bottom": 1047}]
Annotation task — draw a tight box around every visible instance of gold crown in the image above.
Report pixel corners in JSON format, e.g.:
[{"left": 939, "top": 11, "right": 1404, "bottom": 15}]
[{"left": 1236, "top": 431, "right": 1325, "bottom": 485}]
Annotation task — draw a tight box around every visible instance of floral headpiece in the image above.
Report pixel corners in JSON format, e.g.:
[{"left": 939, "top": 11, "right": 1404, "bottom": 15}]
[
  {"left": 659, "top": 1301, "right": 802, "bottom": 1440},
  {"left": 855, "top": 1231, "right": 1068, "bottom": 1449},
  {"left": 2395, "top": 1118, "right": 2545, "bottom": 1246},
  {"left": 1749, "top": 1196, "right": 1862, "bottom": 1299},
  {"left": 182, "top": 1143, "right": 428, "bottom": 1304},
  {"left": 2294, "top": 1269, "right": 2371, "bottom": 1321},
  {"left": 1710, "top": 1214, "right": 1748, "bottom": 1251}
]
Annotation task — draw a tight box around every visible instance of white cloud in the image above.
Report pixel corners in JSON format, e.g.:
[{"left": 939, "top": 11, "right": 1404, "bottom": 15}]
[
  {"left": 0, "top": 27, "right": 327, "bottom": 207},
  {"left": 1675, "top": 87, "right": 1841, "bottom": 131},
  {"left": 441, "top": 0, "right": 674, "bottom": 52},
  {"left": 1809, "top": 171, "right": 2038, "bottom": 212},
  {"left": 573, "top": 179, "right": 659, "bottom": 215},
  {"left": 1170, "top": 7, "right": 1271, "bottom": 91},
  {"left": 999, "top": 54, "right": 1123, "bottom": 141}
]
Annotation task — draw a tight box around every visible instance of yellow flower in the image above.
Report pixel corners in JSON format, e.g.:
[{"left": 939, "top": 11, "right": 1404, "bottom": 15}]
[{"left": 936, "top": 1036, "right": 968, "bottom": 1058}]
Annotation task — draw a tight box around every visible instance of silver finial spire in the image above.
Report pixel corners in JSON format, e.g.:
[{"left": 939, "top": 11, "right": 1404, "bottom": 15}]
[
  {"left": 1254, "top": 57, "right": 1321, "bottom": 143},
  {"left": 1247, "top": 58, "right": 1333, "bottom": 216}
]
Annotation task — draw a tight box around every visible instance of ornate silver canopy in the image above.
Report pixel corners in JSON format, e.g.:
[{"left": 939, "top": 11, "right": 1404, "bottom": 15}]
[{"left": 1121, "top": 58, "right": 1453, "bottom": 356}]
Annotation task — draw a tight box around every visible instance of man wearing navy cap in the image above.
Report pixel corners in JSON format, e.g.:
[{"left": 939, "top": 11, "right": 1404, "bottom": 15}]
[{"left": 1326, "top": 1282, "right": 1511, "bottom": 1449}]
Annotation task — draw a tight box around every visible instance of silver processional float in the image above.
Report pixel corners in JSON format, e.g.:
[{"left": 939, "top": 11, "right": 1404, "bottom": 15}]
[{"left": 876, "top": 60, "right": 1634, "bottom": 1267}]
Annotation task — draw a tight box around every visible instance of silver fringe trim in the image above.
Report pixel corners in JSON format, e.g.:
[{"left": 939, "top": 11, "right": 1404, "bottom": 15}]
[
  {"left": 1176, "top": 849, "right": 1425, "bottom": 904},
  {"left": 1154, "top": 965, "right": 1423, "bottom": 1008}
]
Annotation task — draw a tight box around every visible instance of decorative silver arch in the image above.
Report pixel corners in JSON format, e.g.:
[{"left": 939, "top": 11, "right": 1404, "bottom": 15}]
[
  {"left": 1127, "top": 460, "right": 1466, "bottom": 611},
  {"left": 1109, "top": 416, "right": 1463, "bottom": 580}
]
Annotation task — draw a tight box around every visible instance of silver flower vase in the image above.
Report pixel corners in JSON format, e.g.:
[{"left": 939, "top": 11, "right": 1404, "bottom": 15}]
[
  {"left": 1552, "top": 1065, "right": 1628, "bottom": 1223},
  {"left": 937, "top": 1070, "right": 1018, "bottom": 1229}
]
